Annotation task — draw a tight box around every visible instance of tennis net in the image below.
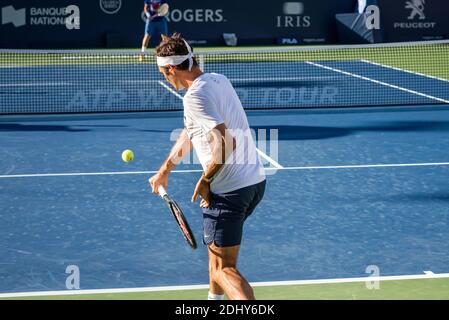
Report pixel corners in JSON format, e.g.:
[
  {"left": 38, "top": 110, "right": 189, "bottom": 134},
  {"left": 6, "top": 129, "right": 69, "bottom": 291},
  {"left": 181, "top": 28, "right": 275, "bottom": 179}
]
[{"left": 1, "top": 40, "right": 448, "bottom": 114}]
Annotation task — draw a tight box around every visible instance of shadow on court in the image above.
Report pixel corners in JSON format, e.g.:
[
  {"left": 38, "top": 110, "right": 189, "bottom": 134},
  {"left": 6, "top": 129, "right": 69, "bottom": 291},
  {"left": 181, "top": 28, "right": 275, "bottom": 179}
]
[
  {"left": 353, "top": 120, "right": 449, "bottom": 132},
  {"left": 0, "top": 124, "right": 133, "bottom": 132},
  {"left": 383, "top": 192, "right": 449, "bottom": 203},
  {"left": 253, "top": 120, "right": 449, "bottom": 141},
  {"left": 0, "top": 123, "right": 90, "bottom": 132},
  {"left": 252, "top": 125, "right": 350, "bottom": 140}
]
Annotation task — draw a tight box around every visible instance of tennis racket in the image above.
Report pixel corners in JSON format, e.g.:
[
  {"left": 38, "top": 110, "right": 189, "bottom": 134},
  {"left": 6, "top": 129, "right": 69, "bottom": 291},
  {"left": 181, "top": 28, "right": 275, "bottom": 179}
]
[
  {"left": 158, "top": 185, "right": 197, "bottom": 249},
  {"left": 156, "top": 3, "right": 169, "bottom": 17}
]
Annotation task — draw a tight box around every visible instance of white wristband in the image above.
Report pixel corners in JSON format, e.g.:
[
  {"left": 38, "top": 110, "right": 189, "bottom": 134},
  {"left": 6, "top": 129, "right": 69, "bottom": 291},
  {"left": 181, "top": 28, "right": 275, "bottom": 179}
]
[
  {"left": 157, "top": 185, "right": 167, "bottom": 197},
  {"left": 202, "top": 174, "right": 214, "bottom": 183}
]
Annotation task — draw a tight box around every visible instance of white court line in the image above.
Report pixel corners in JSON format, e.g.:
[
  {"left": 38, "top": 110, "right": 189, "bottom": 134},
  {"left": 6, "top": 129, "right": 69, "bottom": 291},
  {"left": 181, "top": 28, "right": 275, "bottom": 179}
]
[
  {"left": 229, "top": 76, "right": 338, "bottom": 82},
  {"left": 257, "top": 149, "right": 283, "bottom": 169},
  {"left": 122, "top": 80, "right": 159, "bottom": 84},
  {"left": 60, "top": 55, "right": 140, "bottom": 60},
  {"left": 1, "top": 80, "right": 159, "bottom": 87},
  {"left": 305, "top": 61, "right": 449, "bottom": 104},
  {"left": 0, "top": 271, "right": 448, "bottom": 298},
  {"left": 264, "top": 161, "right": 449, "bottom": 171},
  {"left": 1, "top": 162, "right": 449, "bottom": 179},
  {"left": 0, "top": 169, "right": 202, "bottom": 179},
  {"left": 360, "top": 59, "right": 449, "bottom": 84},
  {"left": 157, "top": 80, "right": 184, "bottom": 100},
  {"left": 0, "top": 82, "right": 72, "bottom": 87}
]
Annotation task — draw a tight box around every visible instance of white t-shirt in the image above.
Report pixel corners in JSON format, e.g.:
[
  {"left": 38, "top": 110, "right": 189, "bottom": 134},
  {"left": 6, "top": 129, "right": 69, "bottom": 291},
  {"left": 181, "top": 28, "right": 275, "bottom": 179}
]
[{"left": 183, "top": 73, "right": 266, "bottom": 194}]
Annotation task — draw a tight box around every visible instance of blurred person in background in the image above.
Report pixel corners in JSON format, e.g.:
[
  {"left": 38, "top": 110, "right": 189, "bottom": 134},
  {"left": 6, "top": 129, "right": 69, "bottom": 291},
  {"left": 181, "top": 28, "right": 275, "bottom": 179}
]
[{"left": 139, "top": 0, "right": 169, "bottom": 62}]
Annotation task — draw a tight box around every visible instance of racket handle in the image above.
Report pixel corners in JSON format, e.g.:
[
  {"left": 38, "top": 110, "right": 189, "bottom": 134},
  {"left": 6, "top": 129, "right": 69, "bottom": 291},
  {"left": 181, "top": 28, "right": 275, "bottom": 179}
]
[{"left": 157, "top": 185, "right": 168, "bottom": 197}]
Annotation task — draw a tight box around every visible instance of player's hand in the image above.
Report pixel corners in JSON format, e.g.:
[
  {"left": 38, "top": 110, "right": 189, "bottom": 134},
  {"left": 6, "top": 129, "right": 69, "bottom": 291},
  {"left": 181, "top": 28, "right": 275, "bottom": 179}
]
[
  {"left": 149, "top": 172, "right": 168, "bottom": 195},
  {"left": 191, "top": 177, "right": 211, "bottom": 208}
]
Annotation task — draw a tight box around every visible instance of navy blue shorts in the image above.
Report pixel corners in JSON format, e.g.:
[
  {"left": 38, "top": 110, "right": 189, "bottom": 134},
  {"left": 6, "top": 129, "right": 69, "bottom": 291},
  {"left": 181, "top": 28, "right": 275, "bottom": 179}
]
[
  {"left": 145, "top": 19, "right": 168, "bottom": 37},
  {"left": 202, "top": 180, "right": 266, "bottom": 247}
]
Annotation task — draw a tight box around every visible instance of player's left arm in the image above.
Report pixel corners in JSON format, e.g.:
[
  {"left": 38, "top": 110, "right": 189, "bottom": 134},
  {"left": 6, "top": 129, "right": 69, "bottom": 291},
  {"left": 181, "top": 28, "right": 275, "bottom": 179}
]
[
  {"left": 144, "top": 2, "right": 158, "bottom": 21},
  {"left": 192, "top": 123, "right": 236, "bottom": 208}
]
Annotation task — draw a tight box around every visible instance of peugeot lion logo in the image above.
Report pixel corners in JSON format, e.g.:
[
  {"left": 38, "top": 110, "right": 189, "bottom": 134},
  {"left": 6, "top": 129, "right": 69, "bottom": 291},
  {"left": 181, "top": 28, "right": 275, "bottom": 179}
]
[{"left": 405, "top": 0, "right": 425, "bottom": 20}]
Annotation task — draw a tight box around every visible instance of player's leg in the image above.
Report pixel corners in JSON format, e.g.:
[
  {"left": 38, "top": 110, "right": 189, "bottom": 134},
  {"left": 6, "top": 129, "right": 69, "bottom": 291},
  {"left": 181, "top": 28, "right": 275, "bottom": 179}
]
[
  {"left": 203, "top": 212, "right": 227, "bottom": 300},
  {"left": 204, "top": 206, "right": 249, "bottom": 300},
  {"left": 141, "top": 34, "right": 151, "bottom": 52},
  {"left": 208, "top": 250, "right": 225, "bottom": 299},
  {"left": 209, "top": 180, "right": 265, "bottom": 300},
  {"left": 202, "top": 181, "right": 265, "bottom": 300},
  {"left": 139, "top": 20, "right": 152, "bottom": 61},
  {"left": 140, "top": 35, "right": 151, "bottom": 61},
  {"left": 208, "top": 243, "right": 255, "bottom": 300}
]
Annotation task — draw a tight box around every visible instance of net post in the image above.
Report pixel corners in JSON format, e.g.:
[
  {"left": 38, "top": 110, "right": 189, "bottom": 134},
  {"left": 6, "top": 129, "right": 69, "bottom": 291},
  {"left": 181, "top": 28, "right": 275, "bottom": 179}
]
[{"left": 198, "top": 54, "right": 205, "bottom": 72}]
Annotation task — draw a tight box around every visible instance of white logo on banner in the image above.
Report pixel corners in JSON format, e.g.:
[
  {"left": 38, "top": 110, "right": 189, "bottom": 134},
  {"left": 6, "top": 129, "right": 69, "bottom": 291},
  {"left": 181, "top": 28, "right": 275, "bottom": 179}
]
[
  {"left": 100, "top": 0, "right": 122, "bottom": 15},
  {"left": 1, "top": 5, "right": 80, "bottom": 29},
  {"left": 1, "top": 6, "right": 26, "bottom": 27},
  {"left": 405, "top": 0, "right": 425, "bottom": 20},
  {"left": 276, "top": 2, "right": 311, "bottom": 28},
  {"left": 142, "top": 8, "right": 225, "bottom": 23},
  {"left": 283, "top": 2, "right": 304, "bottom": 15},
  {"left": 394, "top": 0, "right": 435, "bottom": 29},
  {"left": 153, "top": 9, "right": 225, "bottom": 23}
]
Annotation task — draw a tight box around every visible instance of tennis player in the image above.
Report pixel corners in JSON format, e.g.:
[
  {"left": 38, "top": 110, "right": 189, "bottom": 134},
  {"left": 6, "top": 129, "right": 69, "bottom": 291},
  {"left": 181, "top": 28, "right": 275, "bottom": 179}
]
[
  {"left": 149, "top": 33, "right": 266, "bottom": 300},
  {"left": 139, "top": 0, "right": 169, "bottom": 62}
]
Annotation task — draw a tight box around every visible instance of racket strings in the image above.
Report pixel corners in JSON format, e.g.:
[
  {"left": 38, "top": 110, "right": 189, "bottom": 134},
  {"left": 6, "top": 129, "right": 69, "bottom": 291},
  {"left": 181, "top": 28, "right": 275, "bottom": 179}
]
[
  {"left": 157, "top": 4, "right": 169, "bottom": 16},
  {"left": 171, "top": 203, "right": 196, "bottom": 247}
]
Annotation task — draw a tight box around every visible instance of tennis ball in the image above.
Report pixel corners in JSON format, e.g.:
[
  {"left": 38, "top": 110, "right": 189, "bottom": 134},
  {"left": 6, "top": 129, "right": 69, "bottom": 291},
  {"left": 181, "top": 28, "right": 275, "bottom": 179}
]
[{"left": 121, "top": 149, "right": 134, "bottom": 162}]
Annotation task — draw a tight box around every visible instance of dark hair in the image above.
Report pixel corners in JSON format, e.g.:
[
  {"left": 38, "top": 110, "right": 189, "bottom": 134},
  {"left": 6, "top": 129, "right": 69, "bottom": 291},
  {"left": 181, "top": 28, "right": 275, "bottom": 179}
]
[{"left": 155, "top": 32, "right": 198, "bottom": 70}]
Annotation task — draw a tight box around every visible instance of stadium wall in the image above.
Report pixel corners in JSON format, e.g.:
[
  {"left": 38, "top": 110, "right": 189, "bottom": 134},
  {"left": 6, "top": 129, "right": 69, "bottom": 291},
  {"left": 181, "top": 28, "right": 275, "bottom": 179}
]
[{"left": 0, "top": 0, "right": 447, "bottom": 49}]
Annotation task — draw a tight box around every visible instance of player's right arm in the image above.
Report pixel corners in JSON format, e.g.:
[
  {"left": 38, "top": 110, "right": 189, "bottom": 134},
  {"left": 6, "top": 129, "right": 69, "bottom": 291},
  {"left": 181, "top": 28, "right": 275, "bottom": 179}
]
[
  {"left": 149, "top": 129, "right": 192, "bottom": 194},
  {"left": 143, "top": 2, "right": 150, "bottom": 19}
]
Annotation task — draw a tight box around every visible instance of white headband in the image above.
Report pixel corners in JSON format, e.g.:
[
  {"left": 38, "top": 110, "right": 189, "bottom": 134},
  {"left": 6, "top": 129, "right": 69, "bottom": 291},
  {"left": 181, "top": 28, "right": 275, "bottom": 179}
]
[{"left": 156, "top": 40, "right": 194, "bottom": 71}]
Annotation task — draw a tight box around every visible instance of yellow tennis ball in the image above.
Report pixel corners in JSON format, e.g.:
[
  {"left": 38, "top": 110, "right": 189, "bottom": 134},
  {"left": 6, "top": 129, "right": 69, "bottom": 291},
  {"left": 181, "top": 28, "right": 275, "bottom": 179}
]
[{"left": 121, "top": 150, "right": 134, "bottom": 162}]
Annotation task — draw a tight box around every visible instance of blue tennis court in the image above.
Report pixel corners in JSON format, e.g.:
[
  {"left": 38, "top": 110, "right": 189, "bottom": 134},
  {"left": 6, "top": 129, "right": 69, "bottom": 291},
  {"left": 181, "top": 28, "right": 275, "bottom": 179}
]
[
  {"left": 1, "top": 104, "right": 449, "bottom": 294},
  {"left": 1, "top": 42, "right": 449, "bottom": 297}
]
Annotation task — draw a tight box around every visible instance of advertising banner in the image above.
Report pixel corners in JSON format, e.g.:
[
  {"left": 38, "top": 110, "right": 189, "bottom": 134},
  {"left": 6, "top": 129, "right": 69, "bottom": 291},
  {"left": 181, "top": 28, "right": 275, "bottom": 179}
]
[
  {"left": 378, "top": 0, "right": 449, "bottom": 42},
  {"left": 0, "top": 0, "right": 355, "bottom": 48}
]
